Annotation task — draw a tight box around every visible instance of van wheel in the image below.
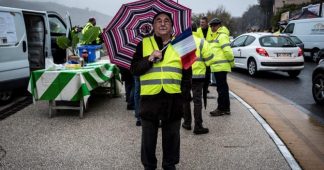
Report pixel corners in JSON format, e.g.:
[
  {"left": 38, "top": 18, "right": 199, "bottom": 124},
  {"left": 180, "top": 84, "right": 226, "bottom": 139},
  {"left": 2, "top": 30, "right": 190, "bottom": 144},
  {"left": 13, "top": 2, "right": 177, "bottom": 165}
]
[
  {"left": 312, "top": 49, "right": 320, "bottom": 62},
  {"left": 287, "top": 70, "right": 301, "bottom": 77},
  {"left": 0, "top": 91, "right": 13, "bottom": 102},
  {"left": 248, "top": 59, "right": 257, "bottom": 76}
]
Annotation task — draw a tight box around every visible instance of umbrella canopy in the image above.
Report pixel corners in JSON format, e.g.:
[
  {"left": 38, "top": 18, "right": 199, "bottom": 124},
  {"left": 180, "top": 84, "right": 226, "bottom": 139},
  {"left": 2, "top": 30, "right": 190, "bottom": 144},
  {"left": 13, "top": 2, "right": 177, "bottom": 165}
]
[{"left": 103, "top": 0, "right": 191, "bottom": 69}]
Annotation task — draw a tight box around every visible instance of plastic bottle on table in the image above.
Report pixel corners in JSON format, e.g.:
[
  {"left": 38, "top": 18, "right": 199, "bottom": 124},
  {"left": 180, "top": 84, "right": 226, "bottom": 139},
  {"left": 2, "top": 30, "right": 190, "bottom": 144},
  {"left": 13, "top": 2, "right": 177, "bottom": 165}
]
[{"left": 82, "top": 49, "right": 89, "bottom": 64}]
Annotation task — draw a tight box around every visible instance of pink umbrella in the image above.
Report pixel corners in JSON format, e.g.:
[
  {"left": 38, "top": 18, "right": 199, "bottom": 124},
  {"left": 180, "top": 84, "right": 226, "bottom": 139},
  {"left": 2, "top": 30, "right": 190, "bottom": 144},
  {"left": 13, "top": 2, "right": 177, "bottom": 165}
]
[{"left": 103, "top": 0, "right": 191, "bottom": 69}]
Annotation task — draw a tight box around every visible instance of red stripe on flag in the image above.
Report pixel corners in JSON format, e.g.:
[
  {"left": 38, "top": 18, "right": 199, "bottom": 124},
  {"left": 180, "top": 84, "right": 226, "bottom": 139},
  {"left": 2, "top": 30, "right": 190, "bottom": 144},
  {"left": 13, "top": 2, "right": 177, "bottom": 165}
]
[{"left": 181, "top": 49, "right": 197, "bottom": 70}]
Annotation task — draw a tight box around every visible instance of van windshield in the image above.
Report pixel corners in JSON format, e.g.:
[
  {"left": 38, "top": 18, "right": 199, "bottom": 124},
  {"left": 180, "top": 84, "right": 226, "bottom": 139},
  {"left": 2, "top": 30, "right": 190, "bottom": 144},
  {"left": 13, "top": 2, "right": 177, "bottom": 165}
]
[
  {"left": 283, "top": 23, "right": 294, "bottom": 34},
  {"left": 259, "top": 36, "right": 297, "bottom": 47}
]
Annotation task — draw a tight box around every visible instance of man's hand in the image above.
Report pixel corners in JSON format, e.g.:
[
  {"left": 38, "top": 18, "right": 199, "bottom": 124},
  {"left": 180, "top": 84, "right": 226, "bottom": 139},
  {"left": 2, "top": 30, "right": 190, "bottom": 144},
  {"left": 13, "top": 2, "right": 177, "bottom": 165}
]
[{"left": 148, "top": 50, "right": 162, "bottom": 62}]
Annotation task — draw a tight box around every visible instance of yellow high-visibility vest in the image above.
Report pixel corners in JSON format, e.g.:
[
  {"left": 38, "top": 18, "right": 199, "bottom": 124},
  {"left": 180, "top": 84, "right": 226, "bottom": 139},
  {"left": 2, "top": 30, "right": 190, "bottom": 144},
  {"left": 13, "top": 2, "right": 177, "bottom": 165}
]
[
  {"left": 81, "top": 22, "right": 101, "bottom": 44},
  {"left": 192, "top": 36, "right": 217, "bottom": 79},
  {"left": 196, "top": 27, "right": 213, "bottom": 41},
  {"left": 209, "top": 26, "right": 234, "bottom": 72},
  {"left": 140, "top": 36, "right": 183, "bottom": 95}
]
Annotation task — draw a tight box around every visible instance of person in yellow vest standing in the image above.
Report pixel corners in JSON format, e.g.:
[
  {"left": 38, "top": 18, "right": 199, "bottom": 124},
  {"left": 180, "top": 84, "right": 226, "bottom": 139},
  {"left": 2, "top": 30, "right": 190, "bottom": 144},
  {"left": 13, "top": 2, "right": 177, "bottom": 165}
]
[
  {"left": 182, "top": 35, "right": 218, "bottom": 134},
  {"left": 208, "top": 18, "right": 234, "bottom": 116},
  {"left": 196, "top": 17, "right": 216, "bottom": 95},
  {"left": 130, "top": 12, "right": 191, "bottom": 169},
  {"left": 81, "top": 17, "right": 102, "bottom": 45}
]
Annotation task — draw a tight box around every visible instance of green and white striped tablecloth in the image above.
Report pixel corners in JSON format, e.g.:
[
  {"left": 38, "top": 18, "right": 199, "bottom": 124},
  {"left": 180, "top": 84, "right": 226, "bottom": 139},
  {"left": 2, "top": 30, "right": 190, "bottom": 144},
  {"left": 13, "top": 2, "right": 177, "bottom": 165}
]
[{"left": 28, "top": 60, "right": 120, "bottom": 106}]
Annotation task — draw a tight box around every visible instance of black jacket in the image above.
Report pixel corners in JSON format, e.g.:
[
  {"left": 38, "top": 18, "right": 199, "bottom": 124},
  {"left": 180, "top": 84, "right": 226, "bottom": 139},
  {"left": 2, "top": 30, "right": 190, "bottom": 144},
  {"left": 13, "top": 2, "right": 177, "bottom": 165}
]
[{"left": 130, "top": 35, "right": 192, "bottom": 122}]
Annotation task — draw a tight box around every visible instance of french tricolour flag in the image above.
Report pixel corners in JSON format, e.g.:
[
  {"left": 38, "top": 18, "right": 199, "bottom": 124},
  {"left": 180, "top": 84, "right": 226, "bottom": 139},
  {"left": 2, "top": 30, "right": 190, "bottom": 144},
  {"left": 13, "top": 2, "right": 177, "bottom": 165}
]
[{"left": 171, "top": 28, "right": 197, "bottom": 70}]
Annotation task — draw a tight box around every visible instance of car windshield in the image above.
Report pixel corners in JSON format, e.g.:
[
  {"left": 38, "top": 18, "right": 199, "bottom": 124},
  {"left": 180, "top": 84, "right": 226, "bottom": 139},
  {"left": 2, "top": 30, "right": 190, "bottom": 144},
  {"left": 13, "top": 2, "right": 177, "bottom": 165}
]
[
  {"left": 259, "top": 36, "right": 296, "bottom": 47},
  {"left": 289, "top": 36, "right": 303, "bottom": 44}
]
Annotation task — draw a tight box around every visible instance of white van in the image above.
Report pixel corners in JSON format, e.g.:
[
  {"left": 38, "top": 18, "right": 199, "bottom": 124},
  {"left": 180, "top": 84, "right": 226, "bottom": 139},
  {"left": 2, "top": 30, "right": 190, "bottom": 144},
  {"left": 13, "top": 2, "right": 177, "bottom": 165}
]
[
  {"left": 0, "top": 6, "right": 68, "bottom": 101},
  {"left": 282, "top": 17, "right": 324, "bottom": 60}
]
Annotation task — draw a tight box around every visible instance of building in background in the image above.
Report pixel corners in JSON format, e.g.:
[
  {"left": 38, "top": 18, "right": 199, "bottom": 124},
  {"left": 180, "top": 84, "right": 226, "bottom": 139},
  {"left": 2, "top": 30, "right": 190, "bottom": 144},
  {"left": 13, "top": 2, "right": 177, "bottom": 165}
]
[{"left": 274, "top": 0, "right": 312, "bottom": 14}]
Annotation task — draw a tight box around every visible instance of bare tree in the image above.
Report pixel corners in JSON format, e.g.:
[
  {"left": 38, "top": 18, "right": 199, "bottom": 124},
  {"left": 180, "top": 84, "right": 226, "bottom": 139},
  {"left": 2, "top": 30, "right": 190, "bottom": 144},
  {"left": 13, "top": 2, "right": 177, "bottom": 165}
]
[
  {"left": 192, "top": 6, "right": 234, "bottom": 34},
  {"left": 230, "top": 5, "right": 267, "bottom": 35},
  {"left": 258, "top": 0, "right": 274, "bottom": 29}
]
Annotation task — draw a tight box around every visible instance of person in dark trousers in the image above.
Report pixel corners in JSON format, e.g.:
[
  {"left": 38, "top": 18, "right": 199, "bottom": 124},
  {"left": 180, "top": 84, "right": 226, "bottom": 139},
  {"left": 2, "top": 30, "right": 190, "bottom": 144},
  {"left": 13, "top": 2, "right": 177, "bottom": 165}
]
[
  {"left": 130, "top": 12, "right": 191, "bottom": 170},
  {"left": 133, "top": 75, "right": 141, "bottom": 126},
  {"left": 182, "top": 35, "right": 218, "bottom": 135},
  {"left": 119, "top": 67, "right": 134, "bottom": 110},
  {"left": 195, "top": 17, "right": 215, "bottom": 95},
  {"left": 208, "top": 18, "right": 234, "bottom": 116}
]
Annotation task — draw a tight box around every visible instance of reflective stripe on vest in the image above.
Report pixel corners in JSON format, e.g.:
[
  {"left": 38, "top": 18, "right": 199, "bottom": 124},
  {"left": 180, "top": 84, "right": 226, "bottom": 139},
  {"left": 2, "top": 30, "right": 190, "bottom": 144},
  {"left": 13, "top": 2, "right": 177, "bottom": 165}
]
[
  {"left": 140, "top": 36, "right": 182, "bottom": 95},
  {"left": 210, "top": 34, "right": 233, "bottom": 72},
  {"left": 221, "top": 43, "right": 230, "bottom": 49},
  {"left": 192, "top": 38, "right": 206, "bottom": 79},
  {"left": 212, "top": 59, "right": 234, "bottom": 64},
  {"left": 192, "top": 75, "right": 206, "bottom": 79},
  {"left": 141, "top": 79, "right": 181, "bottom": 86},
  {"left": 208, "top": 39, "right": 219, "bottom": 43},
  {"left": 145, "top": 67, "right": 182, "bottom": 75}
]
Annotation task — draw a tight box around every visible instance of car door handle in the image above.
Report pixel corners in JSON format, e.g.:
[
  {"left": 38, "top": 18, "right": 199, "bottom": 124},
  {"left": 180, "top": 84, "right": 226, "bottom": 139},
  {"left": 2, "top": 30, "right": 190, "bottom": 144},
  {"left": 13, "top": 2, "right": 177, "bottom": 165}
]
[{"left": 22, "top": 41, "right": 27, "bottom": 53}]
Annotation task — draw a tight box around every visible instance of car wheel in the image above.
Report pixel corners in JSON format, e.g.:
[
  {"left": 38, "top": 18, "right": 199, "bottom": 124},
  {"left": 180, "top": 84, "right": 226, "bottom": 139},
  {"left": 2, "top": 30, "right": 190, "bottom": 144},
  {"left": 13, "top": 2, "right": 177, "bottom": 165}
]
[
  {"left": 248, "top": 59, "right": 257, "bottom": 76},
  {"left": 287, "top": 70, "right": 301, "bottom": 77},
  {"left": 316, "top": 54, "right": 324, "bottom": 64},
  {"left": 0, "top": 91, "right": 13, "bottom": 102},
  {"left": 312, "top": 73, "right": 324, "bottom": 104}
]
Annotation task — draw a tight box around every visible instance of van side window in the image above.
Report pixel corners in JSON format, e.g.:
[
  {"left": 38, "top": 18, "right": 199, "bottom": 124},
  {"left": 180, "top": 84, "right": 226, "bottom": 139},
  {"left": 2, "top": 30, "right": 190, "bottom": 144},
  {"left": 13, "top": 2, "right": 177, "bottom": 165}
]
[
  {"left": 0, "top": 12, "right": 19, "bottom": 46},
  {"left": 49, "top": 17, "right": 66, "bottom": 34},
  {"left": 283, "top": 23, "right": 295, "bottom": 34}
]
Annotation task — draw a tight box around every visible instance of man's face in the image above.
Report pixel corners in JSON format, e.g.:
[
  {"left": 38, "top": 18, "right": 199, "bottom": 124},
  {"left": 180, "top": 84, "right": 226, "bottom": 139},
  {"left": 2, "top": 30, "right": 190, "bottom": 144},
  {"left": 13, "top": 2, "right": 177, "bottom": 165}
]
[
  {"left": 200, "top": 19, "right": 208, "bottom": 29},
  {"left": 153, "top": 14, "right": 172, "bottom": 37},
  {"left": 92, "top": 20, "right": 96, "bottom": 26},
  {"left": 210, "top": 24, "right": 220, "bottom": 32}
]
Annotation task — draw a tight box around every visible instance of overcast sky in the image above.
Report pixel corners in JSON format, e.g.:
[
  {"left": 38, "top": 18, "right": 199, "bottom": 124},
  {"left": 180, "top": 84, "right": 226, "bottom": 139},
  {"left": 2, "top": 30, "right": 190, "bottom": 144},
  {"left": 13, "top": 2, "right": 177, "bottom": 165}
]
[{"left": 29, "top": 0, "right": 258, "bottom": 17}]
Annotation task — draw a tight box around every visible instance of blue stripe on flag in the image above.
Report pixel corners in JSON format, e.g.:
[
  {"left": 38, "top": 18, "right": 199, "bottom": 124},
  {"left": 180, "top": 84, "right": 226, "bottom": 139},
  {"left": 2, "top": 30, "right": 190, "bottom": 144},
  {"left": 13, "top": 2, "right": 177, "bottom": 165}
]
[{"left": 171, "top": 28, "right": 192, "bottom": 45}]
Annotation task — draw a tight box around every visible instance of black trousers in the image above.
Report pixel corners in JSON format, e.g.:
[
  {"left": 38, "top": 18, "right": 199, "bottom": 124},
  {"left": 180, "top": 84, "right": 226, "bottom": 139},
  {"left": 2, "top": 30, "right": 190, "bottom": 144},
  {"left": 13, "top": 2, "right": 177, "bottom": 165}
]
[
  {"left": 183, "top": 81, "right": 204, "bottom": 126},
  {"left": 141, "top": 119, "right": 181, "bottom": 170},
  {"left": 213, "top": 72, "right": 230, "bottom": 111}
]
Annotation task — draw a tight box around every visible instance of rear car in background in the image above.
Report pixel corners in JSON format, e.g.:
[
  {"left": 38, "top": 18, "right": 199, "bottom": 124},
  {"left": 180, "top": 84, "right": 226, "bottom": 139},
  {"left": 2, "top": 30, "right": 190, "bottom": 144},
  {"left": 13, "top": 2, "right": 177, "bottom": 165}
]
[
  {"left": 231, "top": 33, "right": 304, "bottom": 77},
  {"left": 312, "top": 59, "right": 324, "bottom": 105},
  {"left": 314, "top": 48, "right": 324, "bottom": 64}
]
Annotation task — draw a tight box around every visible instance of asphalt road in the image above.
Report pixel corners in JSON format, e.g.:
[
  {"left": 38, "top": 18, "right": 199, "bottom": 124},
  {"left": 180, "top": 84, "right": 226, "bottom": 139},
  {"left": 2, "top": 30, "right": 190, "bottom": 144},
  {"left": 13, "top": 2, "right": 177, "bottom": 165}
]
[{"left": 230, "top": 61, "right": 324, "bottom": 124}]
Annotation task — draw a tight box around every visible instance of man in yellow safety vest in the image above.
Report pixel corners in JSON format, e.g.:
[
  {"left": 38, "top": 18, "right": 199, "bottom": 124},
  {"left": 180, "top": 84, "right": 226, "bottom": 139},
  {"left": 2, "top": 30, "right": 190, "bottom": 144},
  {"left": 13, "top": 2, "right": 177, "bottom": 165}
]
[
  {"left": 208, "top": 18, "right": 234, "bottom": 116},
  {"left": 130, "top": 12, "right": 191, "bottom": 169}
]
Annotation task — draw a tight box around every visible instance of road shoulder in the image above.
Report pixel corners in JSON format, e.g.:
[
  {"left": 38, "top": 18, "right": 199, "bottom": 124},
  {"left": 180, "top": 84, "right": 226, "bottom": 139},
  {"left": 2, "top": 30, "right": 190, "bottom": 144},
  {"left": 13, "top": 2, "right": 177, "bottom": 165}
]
[{"left": 228, "top": 75, "right": 324, "bottom": 169}]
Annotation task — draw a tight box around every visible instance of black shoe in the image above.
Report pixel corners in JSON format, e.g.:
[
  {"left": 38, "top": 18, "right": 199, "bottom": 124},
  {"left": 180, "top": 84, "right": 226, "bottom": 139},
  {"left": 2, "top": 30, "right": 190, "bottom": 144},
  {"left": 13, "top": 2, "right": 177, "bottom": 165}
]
[
  {"left": 224, "top": 111, "right": 231, "bottom": 115},
  {"left": 193, "top": 126, "right": 209, "bottom": 135},
  {"left": 127, "top": 105, "right": 134, "bottom": 110},
  {"left": 182, "top": 123, "right": 191, "bottom": 130},
  {"left": 210, "top": 109, "right": 230, "bottom": 116},
  {"left": 136, "top": 120, "right": 141, "bottom": 126}
]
